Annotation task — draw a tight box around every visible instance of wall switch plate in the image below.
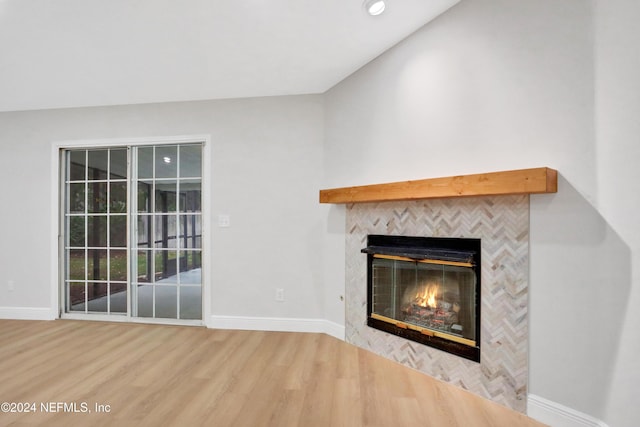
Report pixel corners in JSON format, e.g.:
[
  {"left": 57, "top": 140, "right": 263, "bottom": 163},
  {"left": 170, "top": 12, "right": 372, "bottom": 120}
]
[
  {"left": 275, "top": 288, "right": 285, "bottom": 302},
  {"left": 8, "top": 280, "right": 14, "bottom": 291},
  {"left": 218, "top": 214, "right": 231, "bottom": 227}
]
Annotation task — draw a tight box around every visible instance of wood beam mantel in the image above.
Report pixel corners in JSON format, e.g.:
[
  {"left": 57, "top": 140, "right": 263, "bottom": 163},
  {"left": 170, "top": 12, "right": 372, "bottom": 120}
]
[{"left": 319, "top": 167, "right": 557, "bottom": 204}]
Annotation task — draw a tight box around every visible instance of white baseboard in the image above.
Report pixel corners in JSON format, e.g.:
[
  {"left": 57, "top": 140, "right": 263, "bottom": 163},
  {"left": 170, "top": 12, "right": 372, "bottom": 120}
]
[
  {"left": 209, "top": 315, "right": 345, "bottom": 340},
  {"left": 0, "top": 310, "right": 347, "bottom": 341},
  {"left": 528, "top": 394, "right": 609, "bottom": 427},
  {"left": 0, "top": 307, "right": 56, "bottom": 321}
]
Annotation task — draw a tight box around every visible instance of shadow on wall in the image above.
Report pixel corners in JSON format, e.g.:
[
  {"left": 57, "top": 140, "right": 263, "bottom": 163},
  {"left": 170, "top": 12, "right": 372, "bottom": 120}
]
[{"left": 529, "top": 174, "right": 631, "bottom": 418}]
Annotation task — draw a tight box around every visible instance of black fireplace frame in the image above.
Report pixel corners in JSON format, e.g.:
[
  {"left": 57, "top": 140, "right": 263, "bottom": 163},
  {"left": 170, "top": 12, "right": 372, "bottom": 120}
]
[{"left": 363, "top": 235, "right": 481, "bottom": 362}]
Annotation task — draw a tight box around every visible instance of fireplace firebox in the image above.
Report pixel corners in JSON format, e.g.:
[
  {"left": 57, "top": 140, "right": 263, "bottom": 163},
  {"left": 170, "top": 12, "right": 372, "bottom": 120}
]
[{"left": 362, "top": 235, "right": 481, "bottom": 362}]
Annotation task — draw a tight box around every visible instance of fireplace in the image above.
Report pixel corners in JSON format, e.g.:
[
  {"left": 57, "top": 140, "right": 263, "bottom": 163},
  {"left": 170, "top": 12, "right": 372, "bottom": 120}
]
[
  {"left": 342, "top": 196, "right": 531, "bottom": 411},
  {"left": 362, "top": 235, "right": 481, "bottom": 362},
  {"left": 323, "top": 168, "right": 554, "bottom": 411}
]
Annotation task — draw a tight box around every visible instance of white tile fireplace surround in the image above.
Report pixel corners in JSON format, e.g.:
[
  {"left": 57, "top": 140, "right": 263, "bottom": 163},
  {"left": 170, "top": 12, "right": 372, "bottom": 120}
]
[
  {"left": 321, "top": 168, "right": 557, "bottom": 412},
  {"left": 344, "top": 195, "right": 530, "bottom": 412}
]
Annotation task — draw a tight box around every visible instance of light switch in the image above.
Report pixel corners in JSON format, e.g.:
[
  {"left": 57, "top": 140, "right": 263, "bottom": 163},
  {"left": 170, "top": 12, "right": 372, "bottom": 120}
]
[{"left": 218, "top": 214, "right": 230, "bottom": 227}]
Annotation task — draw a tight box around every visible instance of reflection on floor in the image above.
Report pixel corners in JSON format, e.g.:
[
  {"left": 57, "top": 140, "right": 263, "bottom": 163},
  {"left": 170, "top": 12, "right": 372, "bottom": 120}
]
[{"left": 71, "top": 268, "right": 202, "bottom": 320}]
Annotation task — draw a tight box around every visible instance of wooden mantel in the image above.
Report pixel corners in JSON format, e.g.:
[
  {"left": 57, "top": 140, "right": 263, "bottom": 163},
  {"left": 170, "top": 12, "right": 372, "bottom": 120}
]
[{"left": 319, "top": 167, "right": 557, "bottom": 204}]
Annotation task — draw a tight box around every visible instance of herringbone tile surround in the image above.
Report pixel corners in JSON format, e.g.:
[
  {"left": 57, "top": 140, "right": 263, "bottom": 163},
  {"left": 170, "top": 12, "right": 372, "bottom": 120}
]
[{"left": 345, "top": 196, "right": 529, "bottom": 412}]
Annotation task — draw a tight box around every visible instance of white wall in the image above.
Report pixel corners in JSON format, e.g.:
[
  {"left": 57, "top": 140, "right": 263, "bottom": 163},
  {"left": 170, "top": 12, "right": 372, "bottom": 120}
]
[
  {"left": 594, "top": 1, "right": 640, "bottom": 426},
  {"left": 0, "top": 95, "right": 328, "bottom": 323},
  {"left": 324, "top": 0, "right": 638, "bottom": 425},
  {"left": 323, "top": 0, "right": 595, "bottom": 189}
]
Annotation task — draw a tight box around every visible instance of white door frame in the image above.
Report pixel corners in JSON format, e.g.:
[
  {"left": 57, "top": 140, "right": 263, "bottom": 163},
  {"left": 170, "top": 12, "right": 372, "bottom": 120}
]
[{"left": 50, "top": 135, "right": 212, "bottom": 326}]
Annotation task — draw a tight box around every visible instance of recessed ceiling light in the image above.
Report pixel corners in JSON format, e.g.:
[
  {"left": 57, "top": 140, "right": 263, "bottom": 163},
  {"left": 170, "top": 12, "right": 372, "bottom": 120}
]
[
  {"left": 163, "top": 156, "right": 171, "bottom": 164},
  {"left": 364, "top": 0, "right": 386, "bottom": 16}
]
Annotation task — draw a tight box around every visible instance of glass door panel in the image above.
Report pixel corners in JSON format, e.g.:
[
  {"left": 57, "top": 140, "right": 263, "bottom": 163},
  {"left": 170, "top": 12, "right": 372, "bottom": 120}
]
[
  {"left": 131, "top": 144, "right": 203, "bottom": 320},
  {"left": 64, "top": 148, "right": 129, "bottom": 315}
]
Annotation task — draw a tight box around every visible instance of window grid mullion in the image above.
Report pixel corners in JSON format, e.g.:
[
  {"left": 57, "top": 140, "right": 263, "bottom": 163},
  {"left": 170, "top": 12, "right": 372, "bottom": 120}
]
[{"left": 83, "top": 150, "right": 88, "bottom": 314}]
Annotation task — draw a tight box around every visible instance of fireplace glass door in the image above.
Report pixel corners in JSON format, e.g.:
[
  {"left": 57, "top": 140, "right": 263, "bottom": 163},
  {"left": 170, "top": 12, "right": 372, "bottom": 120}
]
[
  {"left": 363, "top": 235, "right": 480, "bottom": 361},
  {"left": 371, "top": 257, "right": 476, "bottom": 344}
]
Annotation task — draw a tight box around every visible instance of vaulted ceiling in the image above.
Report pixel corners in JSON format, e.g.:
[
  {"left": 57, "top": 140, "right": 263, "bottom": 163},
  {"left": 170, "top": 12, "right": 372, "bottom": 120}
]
[{"left": 0, "top": 0, "right": 459, "bottom": 112}]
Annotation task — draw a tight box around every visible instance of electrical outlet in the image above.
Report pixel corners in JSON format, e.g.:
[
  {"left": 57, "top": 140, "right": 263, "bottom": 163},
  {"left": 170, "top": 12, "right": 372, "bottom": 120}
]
[
  {"left": 275, "top": 288, "right": 285, "bottom": 302},
  {"left": 8, "top": 280, "right": 15, "bottom": 292}
]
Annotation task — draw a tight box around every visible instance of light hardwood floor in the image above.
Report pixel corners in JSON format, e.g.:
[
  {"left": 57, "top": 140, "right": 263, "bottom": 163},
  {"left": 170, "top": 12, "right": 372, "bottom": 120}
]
[{"left": 0, "top": 320, "right": 547, "bottom": 427}]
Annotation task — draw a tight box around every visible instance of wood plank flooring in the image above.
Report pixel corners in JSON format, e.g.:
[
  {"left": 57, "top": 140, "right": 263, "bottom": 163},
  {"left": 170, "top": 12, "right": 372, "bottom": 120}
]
[{"left": 0, "top": 320, "right": 547, "bottom": 427}]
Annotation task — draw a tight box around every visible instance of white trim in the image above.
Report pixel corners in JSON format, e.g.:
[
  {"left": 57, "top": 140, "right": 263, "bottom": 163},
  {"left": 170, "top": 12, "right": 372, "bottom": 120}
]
[
  {"left": 201, "top": 137, "right": 213, "bottom": 327},
  {"left": 51, "top": 144, "right": 61, "bottom": 318},
  {"left": 52, "top": 134, "right": 212, "bottom": 149},
  {"left": 0, "top": 307, "right": 56, "bottom": 321},
  {"left": 527, "top": 394, "right": 609, "bottom": 427},
  {"left": 323, "top": 320, "right": 346, "bottom": 340},
  {"left": 51, "top": 135, "right": 212, "bottom": 324},
  {"left": 209, "top": 315, "right": 345, "bottom": 340},
  {"left": 60, "top": 312, "right": 203, "bottom": 327}
]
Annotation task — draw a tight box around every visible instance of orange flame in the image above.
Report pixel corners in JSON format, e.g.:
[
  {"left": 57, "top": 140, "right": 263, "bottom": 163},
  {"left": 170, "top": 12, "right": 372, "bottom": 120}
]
[
  {"left": 415, "top": 284, "right": 439, "bottom": 308},
  {"left": 427, "top": 290, "right": 437, "bottom": 308}
]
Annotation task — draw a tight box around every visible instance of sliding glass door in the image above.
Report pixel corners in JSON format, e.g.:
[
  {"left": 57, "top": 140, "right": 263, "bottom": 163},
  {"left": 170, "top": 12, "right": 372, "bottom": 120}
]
[{"left": 62, "top": 143, "right": 203, "bottom": 322}]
